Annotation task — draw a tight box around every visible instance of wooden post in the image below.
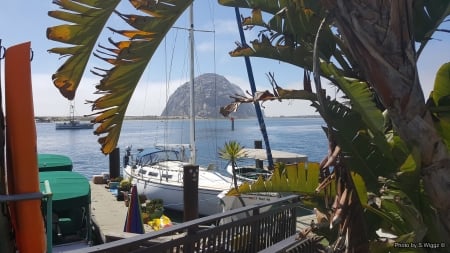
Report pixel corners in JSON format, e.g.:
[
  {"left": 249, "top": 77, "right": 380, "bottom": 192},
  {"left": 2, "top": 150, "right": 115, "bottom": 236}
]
[
  {"left": 230, "top": 117, "right": 235, "bottom": 131},
  {"left": 183, "top": 164, "right": 198, "bottom": 253},
  {"left": 183, "top": 164, "right": 199, "bottom": 221},
  {"left": 254, "top": 140, "right": 264, "bottom": 169},
  {"left": 109, "top": 148, "right": 120, "bottom": 179}
]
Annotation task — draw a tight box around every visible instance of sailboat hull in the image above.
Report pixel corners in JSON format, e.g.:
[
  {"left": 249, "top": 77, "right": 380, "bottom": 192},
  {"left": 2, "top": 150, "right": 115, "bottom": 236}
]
[
  {"left": 132, "top": 175, "right": 224, "bottom": 216},
  {"left": 123, "top": 156, "right": 235, "bottom": 216}
]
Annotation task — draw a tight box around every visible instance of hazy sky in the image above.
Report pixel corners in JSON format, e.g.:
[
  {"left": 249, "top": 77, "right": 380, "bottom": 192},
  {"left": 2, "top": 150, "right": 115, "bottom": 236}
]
[{"left": 1, "top": 1, "right": 449, "bottom": 117}]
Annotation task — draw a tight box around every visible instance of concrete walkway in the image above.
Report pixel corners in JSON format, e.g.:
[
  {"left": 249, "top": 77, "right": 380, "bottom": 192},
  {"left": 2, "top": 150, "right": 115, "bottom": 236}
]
[{"left": 89, "top": 182, "right": 153, "bottom": 243}]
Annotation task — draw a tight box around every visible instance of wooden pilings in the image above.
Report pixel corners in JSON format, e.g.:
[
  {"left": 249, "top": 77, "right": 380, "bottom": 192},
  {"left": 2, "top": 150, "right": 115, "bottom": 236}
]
[
  {"left": 254, "top": 140, "right": 264, "bottom": 169},
  {"left": 109, "top": 148, "right": 120, "bottom": 179},
  {"left": 183, "top": 164, "right": 199, "bottom": 222}
]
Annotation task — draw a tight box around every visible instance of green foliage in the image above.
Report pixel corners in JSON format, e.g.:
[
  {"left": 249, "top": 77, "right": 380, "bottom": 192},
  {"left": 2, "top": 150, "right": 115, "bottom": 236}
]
[
  {"left": 224, "top": 0, "right": 339, "bottom": 75},
  {"left": 227, "top": 162, "right": 326, "bottom": 194},
  {"left": 218, "top": 1, "right": 450, "bottom": 250},
  {"left": 145, "top": 199, "right": 164, "bottom": 219},
  {"left": 219, "top": 141, "right": 245, "bottom": 189},
  {"left": 218, "top": 141, "right": 245, "bottom": 163},
  {"left": 119, "top": 179, "right": 131, "bottom": 191},
  {"left": 428, "top": 62, "right": 450, "bottom": 150},
  {"left": 312, "top": 98, "right": 400, "bottom": 192}
]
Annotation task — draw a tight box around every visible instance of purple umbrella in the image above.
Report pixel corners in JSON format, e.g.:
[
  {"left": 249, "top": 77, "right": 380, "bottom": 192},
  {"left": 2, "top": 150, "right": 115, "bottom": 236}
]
[{"left": 124, "top": 185, "right": 145, "bottom": 234}]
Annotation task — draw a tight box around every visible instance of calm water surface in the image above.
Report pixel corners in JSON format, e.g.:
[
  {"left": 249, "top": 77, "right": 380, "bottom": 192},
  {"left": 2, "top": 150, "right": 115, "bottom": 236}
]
[{"left": 36, "top": 117, "right": 328, "bottom": 179}]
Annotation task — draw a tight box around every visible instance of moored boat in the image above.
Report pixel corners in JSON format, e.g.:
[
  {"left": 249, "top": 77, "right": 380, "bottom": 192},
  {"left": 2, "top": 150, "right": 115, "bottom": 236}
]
[
  {"left": 226, "top": 148, "right": 308, "bottom": 182},
  {"left": 123, "top": 146, "right": 236, "bottom": 216},
  {"left": 55, "top": 120, "right": 94, "bottom": 130},
  {"left": 220, "top": 155, "right": 315, "bottom": 220},
  {"left": 55, "top": 103, "right": 93, "bottom": 130},
  {"left": 122, "top": 5, "right": 243, "bottom": 217}
]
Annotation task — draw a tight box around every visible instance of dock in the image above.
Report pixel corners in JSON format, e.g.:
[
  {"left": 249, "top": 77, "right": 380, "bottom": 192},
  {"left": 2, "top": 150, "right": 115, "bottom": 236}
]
[
  {"left": 89, "top": 179, "right": 317, "bottom": 252},
  {"left": 89, "top": 181, "right": 153, "bottom": 243}
]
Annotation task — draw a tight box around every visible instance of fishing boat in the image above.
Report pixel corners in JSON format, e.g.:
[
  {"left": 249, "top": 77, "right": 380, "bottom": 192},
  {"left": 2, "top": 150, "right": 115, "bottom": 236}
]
[
  {"left": 55, "top": 103, "right": 93, "bottom": 130},
  {"left": 38, "top": 153, "right": 92, "bottom": 251}
]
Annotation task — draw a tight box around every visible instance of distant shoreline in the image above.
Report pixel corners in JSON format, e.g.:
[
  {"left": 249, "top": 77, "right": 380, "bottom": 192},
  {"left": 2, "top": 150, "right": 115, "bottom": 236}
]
[{"left": 35, "top": 114, "right": 321, "bottom": 122}]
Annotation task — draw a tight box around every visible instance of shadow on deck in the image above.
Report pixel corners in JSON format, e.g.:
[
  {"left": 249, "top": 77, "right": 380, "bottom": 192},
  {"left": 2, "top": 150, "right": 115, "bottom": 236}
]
[{"left": 71, "top": 195, "right": 316, "bottom": 253}]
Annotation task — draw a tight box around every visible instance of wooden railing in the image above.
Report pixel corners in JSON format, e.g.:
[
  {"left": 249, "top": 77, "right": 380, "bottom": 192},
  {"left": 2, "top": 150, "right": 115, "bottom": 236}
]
[
  {"left": 258, "top": 235, "right": 318, "bottom": 253},
  {"left": 69, "top": 195, "right": 315, "bottom": 253}
]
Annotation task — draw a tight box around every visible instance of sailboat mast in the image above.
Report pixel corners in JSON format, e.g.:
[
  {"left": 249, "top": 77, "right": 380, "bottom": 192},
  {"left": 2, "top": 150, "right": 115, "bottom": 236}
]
[{"left": 189, "top": 4, "right": 196, "bottom": 164}]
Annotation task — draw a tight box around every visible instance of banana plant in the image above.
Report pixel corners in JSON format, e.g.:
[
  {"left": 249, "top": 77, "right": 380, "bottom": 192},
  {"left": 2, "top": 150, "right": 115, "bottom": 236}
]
[
  {"left": 47, "top": 0, "right": 193, "bottom": 154},
  {"left": 218, "top": 0, "right": 450, "bottom": 251}
]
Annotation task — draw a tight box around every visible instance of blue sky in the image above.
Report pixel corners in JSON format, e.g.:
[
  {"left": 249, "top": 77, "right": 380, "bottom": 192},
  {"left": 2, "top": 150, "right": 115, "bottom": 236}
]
[{"left": 1, "top": 1, "right": 449, "bottom": 117}]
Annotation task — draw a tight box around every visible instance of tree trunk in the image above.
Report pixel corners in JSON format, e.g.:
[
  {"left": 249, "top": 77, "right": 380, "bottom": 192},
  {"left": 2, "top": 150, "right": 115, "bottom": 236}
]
[
  {"left": 232, "top": 161, "right": 239, "bottom": 190},
  {"left": 323, "top": 0, "right": 450, "bottom": 241}
]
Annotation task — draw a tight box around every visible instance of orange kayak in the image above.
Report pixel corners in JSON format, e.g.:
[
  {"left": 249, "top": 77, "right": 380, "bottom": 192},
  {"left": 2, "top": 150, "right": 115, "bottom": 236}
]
[{"left": 5, "top": 42, "right": 46, "bottom": 253}]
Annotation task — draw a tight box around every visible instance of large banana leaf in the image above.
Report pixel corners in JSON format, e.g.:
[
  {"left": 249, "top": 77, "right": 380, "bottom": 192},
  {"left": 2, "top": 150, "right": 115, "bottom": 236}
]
[
  {"left": 226, "top": 162, "right": 336, "bottom": 196},
  {"left": 48, "top": 0, "right": 193, "bottom": 154},
  {"left": 428, "top": 62, "right": 450, "bottom": 150},
  {"left": 320, "top": 62, "right": 393, "bottom": 157},
  {"left": 313, "top": 98, "right": 403, "bottom": 192},
  {"left": 47, "top": 0, "right": 121, "bottom": 100},
  {"left": 221, "top": 0, "right": 339, "bottom": 74}
]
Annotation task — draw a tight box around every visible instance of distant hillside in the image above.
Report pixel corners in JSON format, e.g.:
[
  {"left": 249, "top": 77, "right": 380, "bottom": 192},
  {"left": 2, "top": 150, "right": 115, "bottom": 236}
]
[{"left": 161, "top": 73, "right": 256, "bottom": 118}]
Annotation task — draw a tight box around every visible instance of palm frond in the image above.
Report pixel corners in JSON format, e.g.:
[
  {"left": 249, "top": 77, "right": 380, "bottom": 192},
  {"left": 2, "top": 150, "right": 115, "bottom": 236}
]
[
  {"left": 218, "top": 141, "right": 245, "bottom": 161},
  {"left": 48, "top": 0, "right": 193, "bottom": 154},
  {"left": 89, "top": 0, "right": 192, "bottom": 154},
  {"left": 47, "top": 0, "right": 121, "bottom": 100}
]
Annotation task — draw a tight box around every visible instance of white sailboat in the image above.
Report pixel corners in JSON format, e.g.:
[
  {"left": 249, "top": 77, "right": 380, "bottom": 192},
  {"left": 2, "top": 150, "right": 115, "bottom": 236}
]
[{"left": 123, "top": 4, "right": 237, "bottom": 216}]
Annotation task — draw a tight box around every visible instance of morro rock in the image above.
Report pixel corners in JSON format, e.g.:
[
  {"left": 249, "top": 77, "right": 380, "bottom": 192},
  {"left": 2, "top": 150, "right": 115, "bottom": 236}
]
[{"left": 161, "top": 73, "right": 255, "bottom": 118}]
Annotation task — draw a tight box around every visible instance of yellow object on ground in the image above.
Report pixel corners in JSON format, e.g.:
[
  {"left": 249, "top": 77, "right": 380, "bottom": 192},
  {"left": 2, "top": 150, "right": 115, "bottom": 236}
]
[{"left": 148, "top": 215, "right": 172, "bottom": 231}]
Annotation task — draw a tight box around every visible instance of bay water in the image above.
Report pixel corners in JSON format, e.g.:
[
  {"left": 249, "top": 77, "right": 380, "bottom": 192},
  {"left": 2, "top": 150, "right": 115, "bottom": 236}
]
[{"left": 36, "top": 117, "right": 328, "bottom": 179}]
